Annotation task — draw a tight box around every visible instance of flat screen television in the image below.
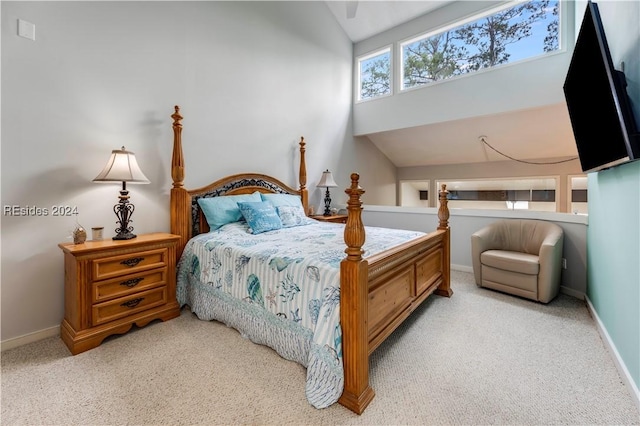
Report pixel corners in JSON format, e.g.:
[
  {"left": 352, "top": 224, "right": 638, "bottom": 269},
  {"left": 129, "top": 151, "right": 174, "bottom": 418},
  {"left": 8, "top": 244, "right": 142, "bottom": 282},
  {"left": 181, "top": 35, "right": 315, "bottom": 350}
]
[{"left": 563, "top": 1, "right": 640, "bottom": 173}]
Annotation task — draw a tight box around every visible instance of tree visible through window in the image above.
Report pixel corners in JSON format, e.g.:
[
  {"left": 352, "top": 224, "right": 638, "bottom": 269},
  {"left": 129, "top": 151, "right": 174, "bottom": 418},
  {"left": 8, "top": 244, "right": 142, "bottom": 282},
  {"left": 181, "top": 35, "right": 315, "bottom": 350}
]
[
  {"left": 358, "top": 48, "right": 391, "bottom": 100},
  {"left": 402, "top": 0, "right": 559, "bottom": 90}
]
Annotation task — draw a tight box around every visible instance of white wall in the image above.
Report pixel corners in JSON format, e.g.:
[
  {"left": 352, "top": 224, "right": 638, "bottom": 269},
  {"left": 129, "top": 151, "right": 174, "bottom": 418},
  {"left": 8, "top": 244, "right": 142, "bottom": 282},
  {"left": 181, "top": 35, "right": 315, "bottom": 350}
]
[{"left": 0, "top": 1, "right": 396, "bottom": 344}]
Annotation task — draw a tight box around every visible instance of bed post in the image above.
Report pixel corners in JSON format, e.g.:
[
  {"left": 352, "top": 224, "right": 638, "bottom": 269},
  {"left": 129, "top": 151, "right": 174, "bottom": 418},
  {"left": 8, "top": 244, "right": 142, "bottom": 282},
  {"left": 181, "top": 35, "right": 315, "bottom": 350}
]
[
  {"left": 298, "top": 137, "right": 309, "bottom": 215},
  {"left": 435, "top": 184, "right": 453, "bottom": 297},
  {"left": 339, "top": 173, "right": 375, "bottom": 414},
  {"left": 170, "top": 105, "right": 192, "bottom": 258}
]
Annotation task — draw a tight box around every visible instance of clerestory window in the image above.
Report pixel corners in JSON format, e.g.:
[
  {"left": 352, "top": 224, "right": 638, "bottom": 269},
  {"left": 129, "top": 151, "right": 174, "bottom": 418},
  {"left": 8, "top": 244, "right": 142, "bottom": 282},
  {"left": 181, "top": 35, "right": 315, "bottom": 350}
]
[
  {"left": 400, "top": 0, "right": 560, "bottom": 91},
  {"left": 356, "top": 46, "right": 392, "bottom": 101}
]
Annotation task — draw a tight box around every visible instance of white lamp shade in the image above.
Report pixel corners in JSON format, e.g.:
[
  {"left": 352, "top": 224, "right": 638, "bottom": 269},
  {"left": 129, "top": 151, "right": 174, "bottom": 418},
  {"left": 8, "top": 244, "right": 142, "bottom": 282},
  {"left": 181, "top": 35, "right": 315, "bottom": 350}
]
[
  {"left": 317, "top": 169, "right": 337, "bottom": 188},
  {"left": 93, "top": 146, "right": 150, "bottom": 183}
]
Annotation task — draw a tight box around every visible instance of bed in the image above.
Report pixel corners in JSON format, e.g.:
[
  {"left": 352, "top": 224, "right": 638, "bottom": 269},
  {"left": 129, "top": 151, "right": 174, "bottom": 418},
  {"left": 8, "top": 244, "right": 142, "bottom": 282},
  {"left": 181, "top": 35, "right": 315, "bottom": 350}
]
[{"left": 169, "top": 106, "right": 453, "bottom": 414}]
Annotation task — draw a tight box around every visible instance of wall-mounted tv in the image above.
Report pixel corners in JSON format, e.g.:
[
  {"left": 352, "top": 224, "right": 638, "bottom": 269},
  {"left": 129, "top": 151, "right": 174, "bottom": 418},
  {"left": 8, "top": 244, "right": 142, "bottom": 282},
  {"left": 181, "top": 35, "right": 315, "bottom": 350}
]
[{"left": 563, "top": 0, "right": 640, "bottom": 173}]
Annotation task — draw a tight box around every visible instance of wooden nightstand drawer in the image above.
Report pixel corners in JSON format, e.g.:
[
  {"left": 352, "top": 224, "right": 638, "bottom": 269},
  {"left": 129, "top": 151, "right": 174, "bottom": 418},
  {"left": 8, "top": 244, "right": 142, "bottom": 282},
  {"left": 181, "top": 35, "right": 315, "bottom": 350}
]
[
  {"left": 92, "top": 248, "right": 168, "bottom": 281},
  {"left": 93, "top": 269, "right": 167, "bottom": 303},
  {"left": 92, "top": 287, "right": 168, "bottom": 326},
  {"left": 59, "top": 233, "right": 181, "bottom": 354}
]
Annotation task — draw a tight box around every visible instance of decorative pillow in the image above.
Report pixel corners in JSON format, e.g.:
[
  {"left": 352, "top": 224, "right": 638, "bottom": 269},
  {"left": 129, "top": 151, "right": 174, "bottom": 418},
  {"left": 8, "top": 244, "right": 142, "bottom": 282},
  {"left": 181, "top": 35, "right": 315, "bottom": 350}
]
[
  {"left": 237, "top": 201, "right": 283, "bottom": 234},
  {"left": 260, "top": 193, "right": 304, "bottom": 209},
  {"left": 197, "top": 191, "right": 261, "bottom": 231},
  {"left": 277, "top": 205, "right": 315, "bottom": 228}
]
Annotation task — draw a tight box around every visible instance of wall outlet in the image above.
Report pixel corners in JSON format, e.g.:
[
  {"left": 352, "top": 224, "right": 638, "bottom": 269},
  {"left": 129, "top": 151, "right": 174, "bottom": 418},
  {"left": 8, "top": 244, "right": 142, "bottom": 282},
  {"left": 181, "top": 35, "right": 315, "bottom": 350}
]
[
  {"left": 562, "top": 258, "right": 567, "bottom": 269},
  {"left": 17, "top": 19, "right": 36, "bottom": 41}
]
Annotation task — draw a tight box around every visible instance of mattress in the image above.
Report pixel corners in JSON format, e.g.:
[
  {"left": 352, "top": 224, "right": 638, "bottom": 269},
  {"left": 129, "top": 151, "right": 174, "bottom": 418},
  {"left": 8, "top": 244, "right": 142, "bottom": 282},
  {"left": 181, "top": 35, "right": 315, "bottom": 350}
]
[{"left": 176, "top": 220, "right": 425, "bottom": 408}]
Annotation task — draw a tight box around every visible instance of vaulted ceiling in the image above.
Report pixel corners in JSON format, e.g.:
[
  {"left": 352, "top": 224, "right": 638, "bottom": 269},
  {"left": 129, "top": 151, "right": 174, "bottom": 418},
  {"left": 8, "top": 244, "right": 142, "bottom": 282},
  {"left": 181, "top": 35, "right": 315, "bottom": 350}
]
[{"left": 325, "top": 1, "right": 449, "bottom": 42}]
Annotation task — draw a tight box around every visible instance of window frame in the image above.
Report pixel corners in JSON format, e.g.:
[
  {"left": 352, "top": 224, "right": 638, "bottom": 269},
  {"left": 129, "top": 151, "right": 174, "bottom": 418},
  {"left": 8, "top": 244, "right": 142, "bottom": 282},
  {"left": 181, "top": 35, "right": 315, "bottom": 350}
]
[
  {"left": 398, "top": 179, "right": 430, "bottom": 207},
  {"left": 355, "top": 45, "right": 393, "bottom": 103},
  {"left": 567, "top": 174, "right": 588, "bottom": 215},
  {"left": 436, "top": 176, "right": 561, "bottom": 212},
  {"left": 398, "top": 0, "right": 564, "bottom": 93}
]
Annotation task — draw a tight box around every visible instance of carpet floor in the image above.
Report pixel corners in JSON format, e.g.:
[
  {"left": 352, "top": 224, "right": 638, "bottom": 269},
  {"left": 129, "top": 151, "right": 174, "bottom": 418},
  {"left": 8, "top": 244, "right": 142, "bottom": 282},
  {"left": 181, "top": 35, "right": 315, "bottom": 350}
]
[{"left": 2, "top": 271, "right": 639, "bottom": 425}]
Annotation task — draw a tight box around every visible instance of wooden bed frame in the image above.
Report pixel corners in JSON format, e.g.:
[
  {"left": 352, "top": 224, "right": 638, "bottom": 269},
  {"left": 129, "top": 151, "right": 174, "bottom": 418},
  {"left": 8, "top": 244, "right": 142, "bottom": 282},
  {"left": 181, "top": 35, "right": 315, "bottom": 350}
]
[{"left": 169, "top": 105, "right": 453, "bottom": 414}]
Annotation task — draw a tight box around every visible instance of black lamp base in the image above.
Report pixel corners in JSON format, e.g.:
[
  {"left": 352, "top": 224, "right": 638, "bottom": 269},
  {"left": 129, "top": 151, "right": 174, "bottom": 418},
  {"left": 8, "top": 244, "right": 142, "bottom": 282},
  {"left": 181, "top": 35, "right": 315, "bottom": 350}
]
[
  {"left": 113, "top": 231, "right": 137, "bottom": 240},
  {"left": 112, "top": 183, "right": 137, "bottom": 240},
  {"left": 323, "top": 188, "right": 332, "bottom": 216}
]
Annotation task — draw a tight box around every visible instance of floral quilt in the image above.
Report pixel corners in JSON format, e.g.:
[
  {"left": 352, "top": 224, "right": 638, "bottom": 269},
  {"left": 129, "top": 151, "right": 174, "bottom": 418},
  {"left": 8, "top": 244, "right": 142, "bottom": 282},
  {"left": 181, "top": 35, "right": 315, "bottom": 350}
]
[{"left": 176, "top": 220, "right": 425, "bottom": 409}]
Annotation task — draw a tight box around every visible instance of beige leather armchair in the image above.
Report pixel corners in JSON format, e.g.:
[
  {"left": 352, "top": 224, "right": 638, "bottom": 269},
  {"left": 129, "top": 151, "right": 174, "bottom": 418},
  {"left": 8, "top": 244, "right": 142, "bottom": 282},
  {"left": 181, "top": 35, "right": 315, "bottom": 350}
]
[{"left": 471, "top": 219, "right": 564, "bottom": 303}]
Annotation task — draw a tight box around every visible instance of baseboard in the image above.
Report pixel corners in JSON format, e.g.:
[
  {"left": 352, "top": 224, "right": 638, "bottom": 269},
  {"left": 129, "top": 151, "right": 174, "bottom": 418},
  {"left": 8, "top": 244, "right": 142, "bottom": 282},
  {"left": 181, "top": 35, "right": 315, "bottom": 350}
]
[
  {"left": 1, "top": 325, "right": 60, "bottom": 352},
  {"left": 451, "top": 264, "right": 473, "bottom": 273},
  {"left": 560, "top": 285, "right": 585, "bottom": 300},
  {"left": 586, "top": 296, "right": 640, "bottom": 413}
]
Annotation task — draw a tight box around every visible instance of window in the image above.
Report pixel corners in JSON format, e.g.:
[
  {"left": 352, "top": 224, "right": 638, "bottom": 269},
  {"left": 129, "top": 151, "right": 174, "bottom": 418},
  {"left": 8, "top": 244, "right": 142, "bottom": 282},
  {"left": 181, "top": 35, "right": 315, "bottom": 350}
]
[
  {"left": 401, "top": 0, "right": 560, "bottom": 91},
  {"left": 399, "top": 180, "right": 429, "bottom": 207},
  {"left": 357, "top": 47, "right": 391, "bottom": 101},
  {"left": 437, "top": 177, "right": 558, "bottom": 212},
  {"left": 569, "top": 175, "right": 588, "bottom": 215}
]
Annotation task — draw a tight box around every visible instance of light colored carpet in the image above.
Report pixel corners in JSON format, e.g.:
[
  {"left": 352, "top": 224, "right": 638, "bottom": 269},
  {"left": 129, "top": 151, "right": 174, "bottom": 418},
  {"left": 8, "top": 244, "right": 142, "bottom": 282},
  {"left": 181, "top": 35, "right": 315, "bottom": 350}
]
[{"left": 2, "top": 271, "right": 639, "bottom": 425}]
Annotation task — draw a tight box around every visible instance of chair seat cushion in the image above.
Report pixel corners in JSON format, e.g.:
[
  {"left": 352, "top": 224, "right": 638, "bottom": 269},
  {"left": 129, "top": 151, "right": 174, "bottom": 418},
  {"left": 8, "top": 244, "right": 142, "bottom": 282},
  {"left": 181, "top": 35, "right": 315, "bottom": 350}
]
[{"left": 481, "top": 250, "right": 539, "bottom": 275}]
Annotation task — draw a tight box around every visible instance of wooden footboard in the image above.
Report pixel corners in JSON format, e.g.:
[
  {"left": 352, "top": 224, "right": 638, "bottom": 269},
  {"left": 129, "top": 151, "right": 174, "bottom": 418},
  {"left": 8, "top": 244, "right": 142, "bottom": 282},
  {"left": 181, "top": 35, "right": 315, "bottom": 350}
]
[
  {"left": 169, "top": 106, "right": 451, "bottom": 415},
  {"left": 338, "top": 175, "right": 452, "bottom": 414}
]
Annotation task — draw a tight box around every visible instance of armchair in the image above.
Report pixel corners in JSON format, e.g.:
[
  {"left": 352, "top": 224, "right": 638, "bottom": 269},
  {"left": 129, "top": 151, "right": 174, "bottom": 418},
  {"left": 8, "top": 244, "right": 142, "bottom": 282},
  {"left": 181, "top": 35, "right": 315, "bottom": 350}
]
[{"left": 471, "top": 219, "right": 564, "bottom": 303}]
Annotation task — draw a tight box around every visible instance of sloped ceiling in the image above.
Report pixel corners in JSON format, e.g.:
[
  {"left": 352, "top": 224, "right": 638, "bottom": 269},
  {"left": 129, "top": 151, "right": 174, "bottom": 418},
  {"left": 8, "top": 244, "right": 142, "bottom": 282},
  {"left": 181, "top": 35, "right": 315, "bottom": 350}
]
[
  {"left": 366, "top": 103, "right": 578, "bottom": 167},
  {"left": 326, "top": 1, "right": 579, "bottom": 168},
  {"left": 325, "top": 0, "right": 449, "bottom": 42}
]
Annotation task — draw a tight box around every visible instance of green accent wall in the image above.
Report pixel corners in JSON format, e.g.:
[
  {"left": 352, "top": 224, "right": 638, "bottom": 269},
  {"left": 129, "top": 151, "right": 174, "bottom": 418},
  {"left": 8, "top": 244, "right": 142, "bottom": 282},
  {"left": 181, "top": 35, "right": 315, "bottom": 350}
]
[{"left": 587, "top": 160, "right": 640, "bottom": 392}]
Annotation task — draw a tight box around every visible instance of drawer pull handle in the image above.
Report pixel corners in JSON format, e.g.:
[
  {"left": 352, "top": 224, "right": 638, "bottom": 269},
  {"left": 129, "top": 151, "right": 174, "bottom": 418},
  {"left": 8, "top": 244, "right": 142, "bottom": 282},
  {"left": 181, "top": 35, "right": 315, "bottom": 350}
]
[
  {"left": 121, "top": 257, "right": 144, "bottom": 267},
  {"left": 121, "top": 298, "right": 144, "bottom": 308},
  {"left": 120, "top": 277, "right": 144, "bottom": 288}
]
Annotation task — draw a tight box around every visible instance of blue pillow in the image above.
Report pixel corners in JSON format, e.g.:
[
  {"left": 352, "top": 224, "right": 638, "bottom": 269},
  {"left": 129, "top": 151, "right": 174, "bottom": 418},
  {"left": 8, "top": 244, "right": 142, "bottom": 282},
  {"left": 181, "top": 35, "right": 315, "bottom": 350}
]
[
  {"left": 277, "top": 205, "right": 315, "bottom": 228},
  {"left": 197, "top": 192, "right": 261, "bottom": 230},
  {"left": 237, "top": 201, "right": 283, "bottom": 234},
  {"left": 260, "top": 193, "right": 304, "bottom": 209}
]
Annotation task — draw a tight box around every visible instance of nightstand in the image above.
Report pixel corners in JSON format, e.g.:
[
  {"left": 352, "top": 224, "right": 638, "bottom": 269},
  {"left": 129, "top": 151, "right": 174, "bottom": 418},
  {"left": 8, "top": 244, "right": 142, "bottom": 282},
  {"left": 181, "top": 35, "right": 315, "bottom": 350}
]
[
  {"left": 59, "top": 233, "right": 181, "bottom": 355},
  {"left": 311, "top": 214, "right": 348, "bottom": 224}
]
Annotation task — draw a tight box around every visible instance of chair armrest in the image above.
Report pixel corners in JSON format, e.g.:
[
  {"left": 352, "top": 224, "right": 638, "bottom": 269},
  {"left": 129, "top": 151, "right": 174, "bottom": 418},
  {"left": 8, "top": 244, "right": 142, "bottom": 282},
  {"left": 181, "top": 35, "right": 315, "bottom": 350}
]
[
  {"left": 537, "top": 229, "right": 564, "bottom": 303},
  {"left": 471, "top": 225, "right": 501, "bottom": 285}
]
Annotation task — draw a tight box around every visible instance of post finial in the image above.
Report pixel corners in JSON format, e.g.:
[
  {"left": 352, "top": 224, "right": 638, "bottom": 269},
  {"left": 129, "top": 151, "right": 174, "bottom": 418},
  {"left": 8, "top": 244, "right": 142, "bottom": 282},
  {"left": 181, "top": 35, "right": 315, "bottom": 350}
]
[
  {"left": 171, "top": 105, "right": 185, "bottom": 188},
  {"left": 438, "top": 184, "right": 449, "bottom": 230},
  {"left": 171, "top": 105, "right": 183, "bottom": 126},
  {"left": 344, "top": 173, "right": 365, "bottom": 261},
  {"left": 299, "top": 136, "right": 307, "bottom": 191}
]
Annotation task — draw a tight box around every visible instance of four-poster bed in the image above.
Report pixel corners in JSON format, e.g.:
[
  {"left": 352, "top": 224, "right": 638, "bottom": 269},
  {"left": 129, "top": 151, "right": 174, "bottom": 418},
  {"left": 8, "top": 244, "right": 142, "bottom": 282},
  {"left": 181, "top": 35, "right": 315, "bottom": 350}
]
[{"left": 169, "top": 105, "right": 452, "bottom": 414}]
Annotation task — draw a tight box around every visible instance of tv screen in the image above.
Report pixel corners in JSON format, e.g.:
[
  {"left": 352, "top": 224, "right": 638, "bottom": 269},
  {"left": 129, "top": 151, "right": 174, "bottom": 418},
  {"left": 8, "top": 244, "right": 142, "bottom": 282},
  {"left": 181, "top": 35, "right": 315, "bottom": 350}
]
[{"left": 563, "top": 1, "right": 639, "bottom": 173}]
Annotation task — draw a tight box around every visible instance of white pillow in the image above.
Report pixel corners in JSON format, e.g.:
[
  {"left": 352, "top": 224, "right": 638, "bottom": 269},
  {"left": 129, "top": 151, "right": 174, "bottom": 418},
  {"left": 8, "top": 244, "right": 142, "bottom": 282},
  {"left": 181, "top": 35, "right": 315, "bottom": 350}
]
[
  {"left": 260, "top": 193, "right": 304, "bottom": 208},
  {"left": 276, "top": 205, "right": 315, "bottom": 228}
]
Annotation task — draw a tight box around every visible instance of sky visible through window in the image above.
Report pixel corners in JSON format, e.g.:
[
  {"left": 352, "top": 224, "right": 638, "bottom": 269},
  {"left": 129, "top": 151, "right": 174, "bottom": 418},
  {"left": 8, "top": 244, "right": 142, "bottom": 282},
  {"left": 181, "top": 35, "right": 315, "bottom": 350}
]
[
  {"left": 402, "top": 0, "right": 559, "bottom": 89},
  {"left": 358, "top": 0, "right": 559, "bottom": 100},
  {"left": 501, "top": 1, "right": 559, "bottom": 62},
  {"left": 359, "top": 49, "right": 391, "bottom": 100}
]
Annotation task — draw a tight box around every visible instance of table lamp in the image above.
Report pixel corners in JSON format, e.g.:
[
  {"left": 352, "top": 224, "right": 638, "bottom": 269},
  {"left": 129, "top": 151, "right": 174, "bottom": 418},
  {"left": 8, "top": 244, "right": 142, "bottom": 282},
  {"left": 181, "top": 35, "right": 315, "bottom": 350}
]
[
  {"left": 93, "top": 146, "right": 150, "bottom": 240},
  {"left": 317, "top": 169, "right": 338, "bottom": 216}
]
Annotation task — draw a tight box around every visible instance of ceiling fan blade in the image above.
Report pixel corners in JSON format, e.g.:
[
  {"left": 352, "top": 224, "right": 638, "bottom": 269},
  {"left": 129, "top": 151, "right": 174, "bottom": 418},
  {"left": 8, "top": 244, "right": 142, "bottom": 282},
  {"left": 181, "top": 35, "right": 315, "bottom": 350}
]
[{"left": 346, "top": 0, "right": 359, "bottom": 19}]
